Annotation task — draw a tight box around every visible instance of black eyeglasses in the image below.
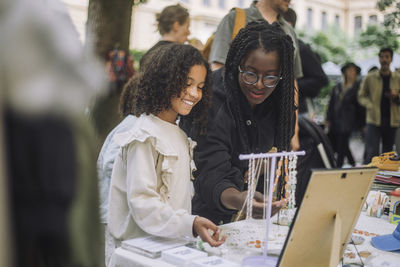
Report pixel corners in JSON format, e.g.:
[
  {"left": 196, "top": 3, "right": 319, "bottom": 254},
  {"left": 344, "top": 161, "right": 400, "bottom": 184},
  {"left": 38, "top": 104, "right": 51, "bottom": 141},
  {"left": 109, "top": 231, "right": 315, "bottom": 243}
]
[{"left": 238, "top": 66, "right": 282, "bottom": 88}]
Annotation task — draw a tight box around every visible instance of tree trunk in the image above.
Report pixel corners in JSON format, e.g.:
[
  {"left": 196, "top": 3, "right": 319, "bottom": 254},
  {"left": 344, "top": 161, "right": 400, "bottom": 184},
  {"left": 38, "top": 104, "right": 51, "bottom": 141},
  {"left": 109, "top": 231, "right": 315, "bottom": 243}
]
[
  {"left": 86, "top": 0, "right": 134, "bottom": 148},
  {"left": 87, "top": 0, "right": 133, "bottom": 59}
]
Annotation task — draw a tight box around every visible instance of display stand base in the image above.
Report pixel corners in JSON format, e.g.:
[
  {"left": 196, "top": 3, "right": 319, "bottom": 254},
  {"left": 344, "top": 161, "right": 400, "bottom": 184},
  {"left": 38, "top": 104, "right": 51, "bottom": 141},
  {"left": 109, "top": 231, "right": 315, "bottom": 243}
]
[{"left": 242, "top": 255, "right": 278, "bottom": 267}]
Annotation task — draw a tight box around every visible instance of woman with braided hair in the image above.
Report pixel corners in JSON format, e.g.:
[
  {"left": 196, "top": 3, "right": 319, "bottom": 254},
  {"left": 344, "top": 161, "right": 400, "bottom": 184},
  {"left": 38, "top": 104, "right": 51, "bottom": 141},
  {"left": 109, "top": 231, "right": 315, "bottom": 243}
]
[{"left": 188, "top": 21, "right": 296, "bottom": 225}]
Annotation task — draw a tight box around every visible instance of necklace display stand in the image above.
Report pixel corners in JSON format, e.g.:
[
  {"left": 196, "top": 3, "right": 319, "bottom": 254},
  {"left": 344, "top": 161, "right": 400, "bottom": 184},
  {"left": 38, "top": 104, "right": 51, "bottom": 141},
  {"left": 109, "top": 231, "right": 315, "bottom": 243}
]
[{"left": 239, "top": 151, "right": 305, "bottom": 267}]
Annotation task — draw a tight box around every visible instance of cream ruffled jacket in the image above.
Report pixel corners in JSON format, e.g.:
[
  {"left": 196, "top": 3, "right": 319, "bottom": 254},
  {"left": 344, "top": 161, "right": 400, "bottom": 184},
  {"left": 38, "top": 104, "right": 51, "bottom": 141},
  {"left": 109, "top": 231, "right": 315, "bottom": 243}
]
[{"left": 106, "top": 114, "right": 197, "bottom": 263}]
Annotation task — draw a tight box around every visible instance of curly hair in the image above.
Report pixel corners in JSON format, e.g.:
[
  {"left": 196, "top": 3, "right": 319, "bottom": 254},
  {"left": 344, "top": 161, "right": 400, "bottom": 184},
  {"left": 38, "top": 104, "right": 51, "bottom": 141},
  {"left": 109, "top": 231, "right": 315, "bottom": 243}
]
[
  {"left": 156, "top": 4, "right": 189, "bottom": 35},
  {"left": 119, "top": 75, "right": 137, "bottom": 117},
  {"left": 224, "top": 21, "right": 296, "bottom": 152},
  {"left": 123, "top": 43, "right": 211, "bottom": 133}
]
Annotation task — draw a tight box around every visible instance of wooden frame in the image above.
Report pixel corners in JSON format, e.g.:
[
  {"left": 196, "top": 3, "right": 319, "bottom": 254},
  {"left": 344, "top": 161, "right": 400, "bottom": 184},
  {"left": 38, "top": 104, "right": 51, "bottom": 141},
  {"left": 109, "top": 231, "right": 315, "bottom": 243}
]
[{"left": 278, "top": 167, "right": 378, "bottom": 267}]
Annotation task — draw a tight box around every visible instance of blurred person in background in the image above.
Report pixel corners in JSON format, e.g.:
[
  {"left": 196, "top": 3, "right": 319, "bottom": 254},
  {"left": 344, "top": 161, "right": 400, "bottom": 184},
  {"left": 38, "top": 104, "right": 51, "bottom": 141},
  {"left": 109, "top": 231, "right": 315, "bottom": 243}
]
[
  {"left": 91, "top": 47, "right": 135, "bottom": 147},
  {"left": 1, "top": 0, "right": 104, "bottom": 266},
  {"left": 105, "top": 48, "right": 135, "bottom": 96},
  {"left": 283, "top": 8, "right": 333, "bottom": 204},
  {"left": 282, "top": 8, "right": 328, "bottom": 118},
  {"left": 358, "top": 48, "right": 400, "bottom": 164},
  {"left": 139, "top": 4, "right": 190, "bottom": 68},
  {"left": 326, "top": 62, "right": 363, "bottom": 167},
  {"left": 369, "top": 66, "right": 379, "bottom": 73}
]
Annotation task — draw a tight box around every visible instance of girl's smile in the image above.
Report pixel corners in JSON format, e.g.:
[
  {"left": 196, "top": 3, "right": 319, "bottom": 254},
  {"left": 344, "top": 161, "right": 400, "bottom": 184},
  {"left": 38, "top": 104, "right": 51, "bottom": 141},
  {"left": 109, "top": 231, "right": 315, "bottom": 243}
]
[
  {"left": 181, "top": 99, "right": 195, "bottom": 107},
  {"left": 158, "top": 64, "right": 206, "bottom": 123}
]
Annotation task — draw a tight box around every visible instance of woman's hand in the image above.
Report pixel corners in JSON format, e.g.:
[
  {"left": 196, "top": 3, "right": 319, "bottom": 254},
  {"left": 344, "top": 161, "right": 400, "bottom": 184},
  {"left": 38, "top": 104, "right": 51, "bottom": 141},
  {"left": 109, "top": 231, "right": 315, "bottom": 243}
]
[
  {"left": 193, "top": 217, "right": 226, "bottom": 247},
  {"left": 290, "top": 133, "right": 300, "bottom": 151},
  {"left": 250, "top": 192, "right": 286, "bottom": 218},
  {"left": 221, "top": 188, "right": 286, "bottom": 218}
]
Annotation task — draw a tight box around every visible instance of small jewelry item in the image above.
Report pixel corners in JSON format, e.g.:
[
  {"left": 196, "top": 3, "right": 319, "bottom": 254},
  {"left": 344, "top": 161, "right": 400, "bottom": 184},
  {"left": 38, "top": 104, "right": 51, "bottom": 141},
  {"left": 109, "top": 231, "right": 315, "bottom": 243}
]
[
  {"left": 273, "top": 156, "right": 283, "bottom": 193},
  {"left": 287, "top": 154, "right": 298, "bottom": 209},
  {"left": 283, "top": 155, "right": 289, "bottom": 203}
]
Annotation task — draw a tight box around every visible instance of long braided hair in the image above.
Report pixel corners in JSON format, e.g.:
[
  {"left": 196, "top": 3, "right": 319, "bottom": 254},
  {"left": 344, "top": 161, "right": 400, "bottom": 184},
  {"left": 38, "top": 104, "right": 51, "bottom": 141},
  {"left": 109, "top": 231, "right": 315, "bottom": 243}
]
[{"left": 224, "top": 21, "right": 296, "bottom": 152}]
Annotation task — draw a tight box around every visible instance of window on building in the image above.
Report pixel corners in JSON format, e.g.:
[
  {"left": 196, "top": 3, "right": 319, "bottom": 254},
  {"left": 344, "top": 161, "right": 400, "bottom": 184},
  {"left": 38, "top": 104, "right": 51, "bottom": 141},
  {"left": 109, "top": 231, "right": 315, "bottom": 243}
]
[
  {"left": 354, "top": 16, "right": 362, "bottom": 33},
  {"left": 203, "top": 0, "right": 210, "bottom": 7},
  {"left": 335, "top": 14, "right": 340, "bottom": 26},
  {"left": 369, "top": 15, "right": 377, "bottom": 24},
  {"left": 218, "top": 0, "right": 225, "bottom": 9},
  {"left": 321, "top": 11, "right": 327, "bottom": 30},
  {"left": 307, "top": 8, "right": 313, "bottom": 29},
  {"left": 238, "top": 0, "right": 244, "bottom": 8}
]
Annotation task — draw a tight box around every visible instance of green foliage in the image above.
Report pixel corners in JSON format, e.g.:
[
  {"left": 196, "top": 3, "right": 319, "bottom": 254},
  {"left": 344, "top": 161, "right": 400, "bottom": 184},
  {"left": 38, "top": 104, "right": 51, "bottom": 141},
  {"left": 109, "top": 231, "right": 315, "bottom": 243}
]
[
  {"left": 358, "top": 24, "right": 399, "bottom": 52},
  {"left": 310, "top": 79, "right": 336, "bottom": 122},
  {"left": 377, "top": 0, "right": 400, "bottom": 29},
  {"left": 320, "top": 79, "right": 336, "bottom": 100},
  {"left": 296, "top": 26, "right": 351, "bottom": 64},
  {"left": 130, "top": 49, "right": 147, "bottom": 70},
  {"left": 133, "top": 0, "right": 147, "bottom": 6}
]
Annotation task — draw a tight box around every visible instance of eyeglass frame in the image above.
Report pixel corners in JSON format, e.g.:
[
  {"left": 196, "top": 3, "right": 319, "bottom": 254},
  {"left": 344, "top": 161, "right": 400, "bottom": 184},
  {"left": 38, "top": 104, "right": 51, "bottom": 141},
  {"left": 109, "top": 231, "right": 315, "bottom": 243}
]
[{"left": 238, "top": 66, "right": 282, "bottom": 88}]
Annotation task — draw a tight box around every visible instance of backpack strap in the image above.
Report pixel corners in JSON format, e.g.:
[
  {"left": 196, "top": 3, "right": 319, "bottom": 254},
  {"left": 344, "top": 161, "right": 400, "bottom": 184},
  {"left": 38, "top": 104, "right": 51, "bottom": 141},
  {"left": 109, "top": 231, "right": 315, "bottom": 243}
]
[{"left": 232, "top": 8, "right": 246, "bottom": 39}]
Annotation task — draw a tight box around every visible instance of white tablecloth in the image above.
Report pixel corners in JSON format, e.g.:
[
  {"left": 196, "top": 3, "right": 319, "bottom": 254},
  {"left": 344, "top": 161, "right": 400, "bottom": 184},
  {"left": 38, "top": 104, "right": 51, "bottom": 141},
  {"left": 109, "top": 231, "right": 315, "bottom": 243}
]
[
  {"left": 109, "top": 212, "right": 399, "bottom": 267},
  {"left": 341, "top": 212, "right": 399, "bottom": 267},
  {"left": 109, "top": 247, "right": 176, "bottom": 267}
]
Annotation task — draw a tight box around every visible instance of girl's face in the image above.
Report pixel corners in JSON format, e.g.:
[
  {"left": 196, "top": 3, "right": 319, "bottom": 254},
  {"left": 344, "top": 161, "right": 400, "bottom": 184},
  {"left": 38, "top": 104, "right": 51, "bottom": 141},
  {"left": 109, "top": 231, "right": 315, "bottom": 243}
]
[
  {"left": 174, "top": 18, "right": 191, "bottom": 44},
  {"left": 159, "top": 64, "right": 205, "bottom": 123},
  {"left": 238, "top": 48, "right": 281, "bottom": 109}
]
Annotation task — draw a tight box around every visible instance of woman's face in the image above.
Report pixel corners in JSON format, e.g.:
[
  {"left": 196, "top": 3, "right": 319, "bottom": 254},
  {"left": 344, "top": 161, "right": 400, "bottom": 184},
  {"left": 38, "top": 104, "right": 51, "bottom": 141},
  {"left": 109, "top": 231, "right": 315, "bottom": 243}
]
[
  {"left": 174, "top": 18, "right": 191, "bottom": 44},
  {"left": 238, "top": 48, "right": 281, "bottom": 109},
  {"left": 344, "top": 66, "right": 357, "bottom": 81}
]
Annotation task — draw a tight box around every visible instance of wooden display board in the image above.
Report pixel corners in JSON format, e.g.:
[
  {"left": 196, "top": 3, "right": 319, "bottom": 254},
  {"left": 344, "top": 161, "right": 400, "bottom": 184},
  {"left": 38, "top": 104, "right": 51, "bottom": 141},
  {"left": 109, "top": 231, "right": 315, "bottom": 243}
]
[{"left": 278, "top": 167, "right": 378, "bottom": 267}]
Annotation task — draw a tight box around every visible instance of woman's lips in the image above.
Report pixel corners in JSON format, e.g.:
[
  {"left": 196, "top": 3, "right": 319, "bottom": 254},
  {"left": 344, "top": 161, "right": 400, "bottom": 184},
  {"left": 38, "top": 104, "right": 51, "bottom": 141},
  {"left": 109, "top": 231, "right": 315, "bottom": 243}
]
[{"left": 249, "top": 90, "right": 265, "bottom": 99}]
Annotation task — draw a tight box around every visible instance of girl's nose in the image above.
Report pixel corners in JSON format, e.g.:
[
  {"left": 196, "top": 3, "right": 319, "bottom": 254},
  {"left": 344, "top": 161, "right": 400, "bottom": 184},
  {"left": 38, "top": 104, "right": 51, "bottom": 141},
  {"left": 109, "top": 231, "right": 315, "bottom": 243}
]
[{"left": 187, "top": 85, "right": 200, "bottom": 99}]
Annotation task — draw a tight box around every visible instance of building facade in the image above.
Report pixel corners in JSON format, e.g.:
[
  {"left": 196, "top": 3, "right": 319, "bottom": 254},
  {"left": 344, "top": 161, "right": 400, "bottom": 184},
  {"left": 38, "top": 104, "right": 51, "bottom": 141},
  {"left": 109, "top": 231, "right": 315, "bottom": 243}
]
[
  {"left": 63, "top": 0, "right": 387, "bottom": 50},
  {"left": 292, "top": 0, "right": 385, "bottom": 37}
]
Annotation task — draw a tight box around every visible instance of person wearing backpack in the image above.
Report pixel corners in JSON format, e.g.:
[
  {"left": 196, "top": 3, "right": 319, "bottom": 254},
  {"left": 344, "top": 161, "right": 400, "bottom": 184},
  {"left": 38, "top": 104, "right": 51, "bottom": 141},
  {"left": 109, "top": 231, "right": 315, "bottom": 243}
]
[
  {"left": 208, "top": 0, "right": 302, "bottom": 79},
  {"left": 106, "top": 48, "right": 135, "bottom": 96}
]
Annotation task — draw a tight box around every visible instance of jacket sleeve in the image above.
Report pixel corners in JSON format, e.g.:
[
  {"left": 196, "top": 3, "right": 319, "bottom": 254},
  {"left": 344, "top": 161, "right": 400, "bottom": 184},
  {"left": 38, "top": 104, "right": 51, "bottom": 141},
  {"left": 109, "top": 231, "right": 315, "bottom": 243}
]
[
  {"left": 125, "top": 140, "right": 195, "bottom": 239},
  {"left": 297, "top": 42, "right": 328, "bottom": 99},
  {"left": 358, "top": 76, "right": 373, "bottom": 109},
  {"left": 194, "top": 116, "right": 244, "bottom": 214},
  {"left": 97, "top": 133, "right": 121, "bottom": 223}
]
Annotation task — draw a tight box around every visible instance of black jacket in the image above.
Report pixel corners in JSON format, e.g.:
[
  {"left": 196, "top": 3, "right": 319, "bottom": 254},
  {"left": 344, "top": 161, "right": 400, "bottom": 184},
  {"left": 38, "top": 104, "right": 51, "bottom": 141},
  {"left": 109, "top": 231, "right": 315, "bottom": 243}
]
[
  {"left": 297, "top": 40, "right": 328, "bottom": 114},
  {"left": 326, "top": 80, "right": 365, "bottom": 133},
  {"left": 186, "top": 68, "right": 281, "bottom": 224}
]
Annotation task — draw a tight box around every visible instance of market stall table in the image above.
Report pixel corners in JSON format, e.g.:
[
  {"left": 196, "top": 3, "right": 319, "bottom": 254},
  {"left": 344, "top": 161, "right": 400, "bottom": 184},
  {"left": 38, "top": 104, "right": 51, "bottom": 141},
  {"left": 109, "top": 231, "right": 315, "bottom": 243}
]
[{"left": 108, "top": 211, "right": 399, "bottom": 267}]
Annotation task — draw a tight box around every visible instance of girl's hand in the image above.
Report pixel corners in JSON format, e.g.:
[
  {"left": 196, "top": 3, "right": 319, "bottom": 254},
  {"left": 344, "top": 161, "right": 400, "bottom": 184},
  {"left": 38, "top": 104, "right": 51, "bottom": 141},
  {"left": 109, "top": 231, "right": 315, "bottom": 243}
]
[{"left": 193, "top": 217, "right": 226, "bottom": 247}]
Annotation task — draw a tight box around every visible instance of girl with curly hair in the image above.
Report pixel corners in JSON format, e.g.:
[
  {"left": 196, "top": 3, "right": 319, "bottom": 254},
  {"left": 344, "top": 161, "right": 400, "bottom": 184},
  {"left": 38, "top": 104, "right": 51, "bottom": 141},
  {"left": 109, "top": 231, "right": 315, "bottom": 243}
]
[
  {"left": 106, "top": 43, "right": 224, "bottom": 265},
  {"left": 189, "top": 21, "right": 296, "bottom": 224}
]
